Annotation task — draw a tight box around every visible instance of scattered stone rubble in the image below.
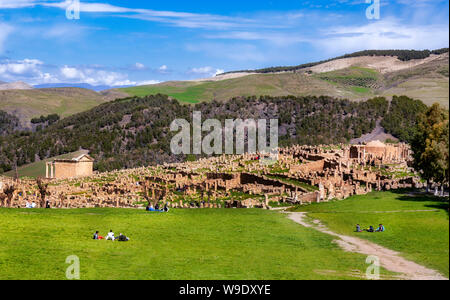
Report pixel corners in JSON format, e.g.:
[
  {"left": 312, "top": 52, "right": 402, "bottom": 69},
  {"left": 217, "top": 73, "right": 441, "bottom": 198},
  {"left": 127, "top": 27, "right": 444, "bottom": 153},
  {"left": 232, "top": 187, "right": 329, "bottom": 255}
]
[{"left": 1, "top": 141, "right": 426, "bottom": 209}]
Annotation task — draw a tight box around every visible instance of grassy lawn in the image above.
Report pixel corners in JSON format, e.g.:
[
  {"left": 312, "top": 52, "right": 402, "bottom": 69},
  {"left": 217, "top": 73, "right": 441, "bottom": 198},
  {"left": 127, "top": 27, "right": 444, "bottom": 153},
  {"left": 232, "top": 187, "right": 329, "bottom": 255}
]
[
  {"left": 290, "top": 191, "right": 449, "bottom": 277},
  {"left": 0, "top": 208, "right": 395, "bottom": 280}
]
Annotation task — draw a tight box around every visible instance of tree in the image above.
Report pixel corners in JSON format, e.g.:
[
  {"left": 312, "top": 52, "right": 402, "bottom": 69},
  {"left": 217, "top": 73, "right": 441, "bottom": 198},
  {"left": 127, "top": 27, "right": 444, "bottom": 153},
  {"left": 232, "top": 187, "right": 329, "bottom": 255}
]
[
  {"left": 36, "top": 178, "right": 50, "bottom": 208},
  {"left": 141, "top": 178, "right": 166, "bottom": 208},
  {"left": 0, "top": 184, "right": 16, "bottom": 207},
  {"left": 412, "top": 103, "right": 449, "bottom": 189}
]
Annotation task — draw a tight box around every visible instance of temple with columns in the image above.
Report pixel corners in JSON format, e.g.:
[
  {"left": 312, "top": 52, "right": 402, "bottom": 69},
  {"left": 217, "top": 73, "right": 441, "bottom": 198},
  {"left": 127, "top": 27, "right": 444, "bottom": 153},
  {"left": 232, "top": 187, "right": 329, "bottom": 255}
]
[{"left": 46, "top": 154, "right": 94, "bottom": 180}]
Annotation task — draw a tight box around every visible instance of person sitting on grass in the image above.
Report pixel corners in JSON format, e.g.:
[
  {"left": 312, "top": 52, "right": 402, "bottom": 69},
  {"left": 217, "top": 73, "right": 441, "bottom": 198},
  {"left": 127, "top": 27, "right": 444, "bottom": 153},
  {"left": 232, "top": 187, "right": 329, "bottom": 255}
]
[
  {"left": 376, "top": 224, "right": 385, "bottom": 232},
  {"left": 366, "top": 226, "right": 375, "bottom": 233},
  {"left": 356, "top": 224, "right": 363, "bottom": 232},
  {"left": 163, "top": 203, "right": 170, "bottom": 213},
  {"left": 93, "top": 231, "right": 104, "bottom": 240},
  {"left": 25, "top": 201, "right": 32, "bottom": 208},
  {"left": 117, "top": 233, "right": 130, "bottom": 242},
  {"left": 106, "top": 230, "right": 115, "bottom": 241},
  {"left": 147, "top": 204, "right": 164, "bottom": 212}
]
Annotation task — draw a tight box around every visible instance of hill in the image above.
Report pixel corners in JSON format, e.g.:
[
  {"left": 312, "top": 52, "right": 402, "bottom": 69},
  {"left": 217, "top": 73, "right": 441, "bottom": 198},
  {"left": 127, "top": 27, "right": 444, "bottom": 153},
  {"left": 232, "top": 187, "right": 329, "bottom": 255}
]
[
  {"left": 34, "top": 83, "right": 134, "bottom": 92},
  {"left": 1, "top": 93, "right": 427, "bottom": 175},
  {"left": 0, "top": 87, "right": 129, "bottom": 128},
  {"left": 118, "top": 53, "right": 449, "bottom": 108},
  {"left": 225, "top": 48, "right": 449, "bottom": 74},
  {"left": 0, "top": 81, "right": 33, "bottom": 90}
]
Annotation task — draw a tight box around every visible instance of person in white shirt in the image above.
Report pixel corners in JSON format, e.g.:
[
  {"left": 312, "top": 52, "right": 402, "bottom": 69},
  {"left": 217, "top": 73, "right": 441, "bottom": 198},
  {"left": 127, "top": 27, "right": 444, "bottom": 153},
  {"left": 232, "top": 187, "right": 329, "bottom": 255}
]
[
  {"left": 25, "top": 201, "right": 31, "bottom": 208},
  {"left": 106, "top": 230, "right": 115, "bottom": 241},
  {"left": 31, "top": 201, "right": 37, "bottom": 208}
]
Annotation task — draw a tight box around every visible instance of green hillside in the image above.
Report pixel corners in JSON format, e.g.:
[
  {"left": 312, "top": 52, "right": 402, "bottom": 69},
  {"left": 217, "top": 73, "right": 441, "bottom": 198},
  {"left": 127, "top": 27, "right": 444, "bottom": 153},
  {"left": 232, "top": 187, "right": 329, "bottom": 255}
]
[
  {"left": 119, "top": 55, "right": 449, "bottom": 108},
  {"left": 0, "top": 88, "right": 126, "bottom": 127},
  {"left": 120, "top": 72, "right": 377, "bottom": 105},
  {"left": 0, "top": 94, "right": 390, "bottom": 174}
]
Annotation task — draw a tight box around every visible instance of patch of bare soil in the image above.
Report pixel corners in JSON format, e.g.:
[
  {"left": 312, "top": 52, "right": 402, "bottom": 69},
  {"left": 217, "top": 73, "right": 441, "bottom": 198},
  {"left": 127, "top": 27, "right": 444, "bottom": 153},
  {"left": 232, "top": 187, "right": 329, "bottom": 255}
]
[
  {"left": 191, "top": 72, "right": 256, "bottom": 82},
  {"left": 287, "top": 212, "right": 448, "bottom": 280},
  {"left": 350, "top": 120, "right": 398, "bottom": 144},
  {"left": 309, "top": 54, "right": 447, "bottom": 74}
]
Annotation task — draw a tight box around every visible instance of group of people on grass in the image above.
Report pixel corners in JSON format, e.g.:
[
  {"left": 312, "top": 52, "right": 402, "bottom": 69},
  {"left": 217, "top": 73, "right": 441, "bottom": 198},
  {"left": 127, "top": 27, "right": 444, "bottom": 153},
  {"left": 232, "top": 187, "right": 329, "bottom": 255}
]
[
  {"left": 25, "top": 201, "right": 37, "bottom": 208},
  {"left": 146, "top": 203, "right": 170, "bottom": 213},
  {"left": 25, "top": 200, "right": 51, "bottom": 209},
  {"left": 93, "top": 230, "right": 130, "bottom": 242},
  {"left": 356, "top": 224, "right": 385, "bottom": 233}
]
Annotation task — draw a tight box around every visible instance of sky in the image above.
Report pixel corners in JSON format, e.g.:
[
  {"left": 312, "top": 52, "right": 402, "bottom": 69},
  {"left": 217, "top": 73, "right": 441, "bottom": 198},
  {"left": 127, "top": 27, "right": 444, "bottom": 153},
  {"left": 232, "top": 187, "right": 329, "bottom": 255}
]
[{"left": 0, "top": 0, "right": 448, "bottom": 87}]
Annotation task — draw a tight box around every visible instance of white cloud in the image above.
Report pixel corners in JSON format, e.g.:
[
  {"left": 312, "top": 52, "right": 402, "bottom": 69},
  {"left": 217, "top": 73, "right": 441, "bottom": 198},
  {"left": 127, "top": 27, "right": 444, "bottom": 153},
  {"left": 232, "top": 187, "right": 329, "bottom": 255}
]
[
  {"left": 60, "top": 65, "right": 136, "bottom": 86},
  {"left": 0, "top": 58, "right": 156, "bottom": 87},
  {"left": 134, "top": 62, "right": 145, "bottom": 70},
  {"left": 188, "top": 66, "right": 225, "bottom": 78},
  {"left": 159, "top": 65, "right": 168, "bottom": 71},
  {"left": 0, "top": 58, "right": 59, "bottom": 84},
  {"left": 136, "top": 80, "right": 161, "bottom": 86},
  {"left": 0, "top": 0, "right": 36, "bottom": 9},
  {"left": 38, "top": 1, "right": 277, "bottom": 30},
  {"left": 0, "top": 59, "right": 42, "bottom": 75},
  {"left": 317, "top": 19, "right": 450, "bottom": 55},
  {"left": 204, "top": 31, "right": 309, "bottom": 46},
  {"left": 214, "top": 69, "right": 225, "bottom": 76}
]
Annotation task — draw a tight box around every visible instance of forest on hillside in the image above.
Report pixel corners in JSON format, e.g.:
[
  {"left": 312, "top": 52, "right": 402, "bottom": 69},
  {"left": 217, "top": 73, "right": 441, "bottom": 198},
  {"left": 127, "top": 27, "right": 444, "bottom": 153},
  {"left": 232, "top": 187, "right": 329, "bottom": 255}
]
[
  {"left": 225, "top": 48, "right": 449, "bottom": 74},
  {"left": 0, "top": 94, "right": 430, "bottom": 174},
  {"left": 0, "top": 110, "right": 20, "bottom": 136},
  {"left": 0, "top": 94, "right": 388, "bottom": 173}
]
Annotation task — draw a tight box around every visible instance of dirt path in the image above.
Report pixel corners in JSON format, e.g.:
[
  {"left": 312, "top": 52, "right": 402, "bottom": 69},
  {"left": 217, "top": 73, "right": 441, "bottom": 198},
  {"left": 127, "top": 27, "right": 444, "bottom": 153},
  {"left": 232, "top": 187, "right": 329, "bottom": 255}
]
[
  {"left": 286, "top": 212, "right": 448, "bottom": 280},
  {"left": 350, "top": 120, "right": 398, "bottom": 144}
]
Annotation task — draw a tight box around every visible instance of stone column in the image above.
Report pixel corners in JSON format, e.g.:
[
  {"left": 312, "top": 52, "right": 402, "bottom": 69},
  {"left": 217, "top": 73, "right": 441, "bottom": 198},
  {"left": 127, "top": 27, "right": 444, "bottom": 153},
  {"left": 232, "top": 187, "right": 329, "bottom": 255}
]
[{"left": 46, "top": 163, "right": 49, "bottom": 179}]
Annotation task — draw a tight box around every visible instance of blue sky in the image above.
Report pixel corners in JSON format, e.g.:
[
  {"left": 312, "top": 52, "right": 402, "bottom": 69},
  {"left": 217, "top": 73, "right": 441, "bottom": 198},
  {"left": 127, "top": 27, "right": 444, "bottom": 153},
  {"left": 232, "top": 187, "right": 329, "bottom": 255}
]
[{"left": 0, "top": 0, "right": 448, "bottom": 87}]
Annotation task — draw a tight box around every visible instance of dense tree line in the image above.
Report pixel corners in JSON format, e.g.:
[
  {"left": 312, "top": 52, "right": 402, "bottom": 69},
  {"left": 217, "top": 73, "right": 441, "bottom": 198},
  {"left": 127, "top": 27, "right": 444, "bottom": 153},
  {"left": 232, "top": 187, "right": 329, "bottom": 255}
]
[
  {"left": 31, "top": 114, "right": 60, "bottom": 125},
  {"left": 0, "top": 110, "right": 20, "bottom": 136},
  {"left": 225, "top": 48, "right": 449, "bottom": 74},
  {"left": 412, "top": 104, "right": 449, "bottom": 187},
  {"left": 0, "top": 94, "right": 391, "bottom": 174},
  {"left": 381, "top": 96, "right": 428, "bottom": 143}
]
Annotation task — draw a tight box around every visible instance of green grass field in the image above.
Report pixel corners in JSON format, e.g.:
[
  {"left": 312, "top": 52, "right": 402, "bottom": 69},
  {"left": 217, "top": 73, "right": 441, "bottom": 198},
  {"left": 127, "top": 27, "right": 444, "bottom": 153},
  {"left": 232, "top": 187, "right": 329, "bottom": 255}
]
[
  {"left": 0, "top": 208, "right": 397, "bottom": 280},
  {"left": 0, "top": 191, "right": 447, "bottom": 280},
  {"left": 290, "top": 191, "right": 449, "bottom": 277}
]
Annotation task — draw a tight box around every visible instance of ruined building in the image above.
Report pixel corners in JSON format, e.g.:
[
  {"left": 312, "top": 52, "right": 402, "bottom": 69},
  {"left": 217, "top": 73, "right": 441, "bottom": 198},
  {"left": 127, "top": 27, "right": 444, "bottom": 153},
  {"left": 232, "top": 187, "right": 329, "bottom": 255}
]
[{"left": 46, "top": 154, "right": 94, "bottom": 179}]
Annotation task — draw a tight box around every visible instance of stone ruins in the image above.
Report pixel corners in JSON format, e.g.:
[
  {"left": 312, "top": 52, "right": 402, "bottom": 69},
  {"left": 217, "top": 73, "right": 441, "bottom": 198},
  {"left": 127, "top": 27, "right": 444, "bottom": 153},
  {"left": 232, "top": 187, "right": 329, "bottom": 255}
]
[
  {"left": 46, "top": 153, "right": 94, "bottom": 180},
  {"left": 1, "top": 141, "right": 424, "bottom": 209}
]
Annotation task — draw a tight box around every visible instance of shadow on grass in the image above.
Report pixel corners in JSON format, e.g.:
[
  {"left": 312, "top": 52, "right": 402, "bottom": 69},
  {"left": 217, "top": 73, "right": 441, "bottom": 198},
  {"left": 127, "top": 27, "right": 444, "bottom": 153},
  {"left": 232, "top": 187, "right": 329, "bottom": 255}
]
[{"left": 392, "top": 188, "right": 449, "bottom": 216}]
